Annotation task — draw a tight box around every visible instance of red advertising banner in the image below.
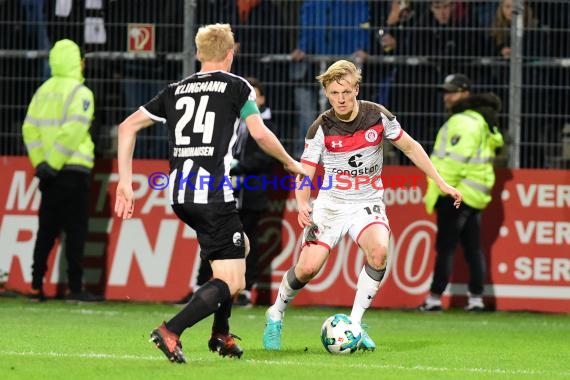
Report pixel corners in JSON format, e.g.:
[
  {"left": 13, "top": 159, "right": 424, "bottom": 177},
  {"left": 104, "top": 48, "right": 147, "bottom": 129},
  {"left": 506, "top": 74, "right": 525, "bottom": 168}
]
[{"left": 1, "top": 156, "right": 568, "bottom": 312}]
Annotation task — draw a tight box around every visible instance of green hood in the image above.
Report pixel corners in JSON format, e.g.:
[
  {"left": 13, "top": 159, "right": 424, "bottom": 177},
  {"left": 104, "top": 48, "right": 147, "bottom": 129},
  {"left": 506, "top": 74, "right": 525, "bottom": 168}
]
[{"left": 49, "top": 39, "right": 84, "bottom": 83}]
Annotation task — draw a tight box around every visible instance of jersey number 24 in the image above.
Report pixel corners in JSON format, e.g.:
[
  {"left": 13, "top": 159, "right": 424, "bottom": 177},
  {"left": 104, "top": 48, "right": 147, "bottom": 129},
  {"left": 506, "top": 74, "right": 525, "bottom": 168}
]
[{"left": 175, "top": 95, "right": 215, "bottom": 145}]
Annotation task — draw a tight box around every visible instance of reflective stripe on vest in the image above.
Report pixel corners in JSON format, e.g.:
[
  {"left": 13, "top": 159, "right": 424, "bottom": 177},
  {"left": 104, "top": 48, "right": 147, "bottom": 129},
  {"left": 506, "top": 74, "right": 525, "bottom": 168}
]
[
  {"left": 23, "top": 84, "right": 87, "bottom": 128},
  {"left": 460, "top": 178, "right": 492, "bottom": 194}
]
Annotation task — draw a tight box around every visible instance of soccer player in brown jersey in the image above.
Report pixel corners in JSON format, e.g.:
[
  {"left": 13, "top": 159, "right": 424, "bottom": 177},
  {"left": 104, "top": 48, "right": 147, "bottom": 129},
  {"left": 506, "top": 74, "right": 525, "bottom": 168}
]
[
  {"left": 263, "top": 59, "right": 461, "bottom": 351},
  {"left": 115, "top": 23, "right": 306, "bottom": 363}
]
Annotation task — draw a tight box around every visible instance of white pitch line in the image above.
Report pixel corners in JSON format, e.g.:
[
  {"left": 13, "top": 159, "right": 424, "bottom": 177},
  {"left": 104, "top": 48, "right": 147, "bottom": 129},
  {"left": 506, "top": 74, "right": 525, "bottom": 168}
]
[
  {"left": 248, "top": 359, "right": 570, "bottom": 376},
  {"left": 1, "top": 350, "right": 569, "bottom": 377},
  {"left": 0, "top": 350, "right": 163, "bottom": 361},
  {"left": 22, "top": 306, "right": 168, "bottom": 318}
]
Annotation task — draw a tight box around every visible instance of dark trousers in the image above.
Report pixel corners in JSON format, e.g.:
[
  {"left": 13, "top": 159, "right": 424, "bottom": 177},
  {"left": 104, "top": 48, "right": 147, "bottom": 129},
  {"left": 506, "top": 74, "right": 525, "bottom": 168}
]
[
  {"left": 32, "top": 171, "right": 90, "bottom": 292},
  {"left": 241, "top": 209, "right": 261, "bottom": 291},
  {"left": 196, "top": 209, "right": 262, "bottom": 291},
  {"left": 429, "top": 196, "right": 486, "bottom": 296}
]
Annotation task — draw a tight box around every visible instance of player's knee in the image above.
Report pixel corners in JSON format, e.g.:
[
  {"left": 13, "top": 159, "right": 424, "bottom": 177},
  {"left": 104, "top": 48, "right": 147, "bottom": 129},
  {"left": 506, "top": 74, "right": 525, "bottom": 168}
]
[
  {"left": 295, "top": 263, "right": 319, "bottom": 282},
  {"left": 214, "top": 270, "right": 245, "bottom": 296},
  {"left": 225, "top": 278, "right": 245, "bottom": 297},
  {"left": 367, "top": 245, "right": 388, "bottom": 270}
]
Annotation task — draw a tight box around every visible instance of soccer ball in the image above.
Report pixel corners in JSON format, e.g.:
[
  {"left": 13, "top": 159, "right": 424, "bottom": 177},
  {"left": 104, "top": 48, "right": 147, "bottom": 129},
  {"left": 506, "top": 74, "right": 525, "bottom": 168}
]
[{"left": 320, "top": 314, "right": 362, "bottom": 354}]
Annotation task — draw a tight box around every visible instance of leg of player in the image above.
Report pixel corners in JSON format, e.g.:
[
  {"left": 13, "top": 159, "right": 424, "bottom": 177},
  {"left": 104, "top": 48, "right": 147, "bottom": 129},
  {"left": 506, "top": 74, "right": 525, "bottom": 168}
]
[
  {"left": 263, "top": 244, "right": 330, "bottom": 350},
  {"left": 350, "top": 224, "right": 390, "bottom": 351},
  {"left": 207, "top": 257, "right": 247, "bottom": 358},
  {"left": 150, "top": 258, "right": 245, "bottom": 363},
  {"left": 209, "top": 236, "right": 249, "bottom": 356}
]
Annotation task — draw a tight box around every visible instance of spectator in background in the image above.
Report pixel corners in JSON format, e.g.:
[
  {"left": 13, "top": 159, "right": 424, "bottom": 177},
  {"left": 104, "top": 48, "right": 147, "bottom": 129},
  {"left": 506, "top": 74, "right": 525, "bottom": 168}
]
[
  {"left": 22, "top": 39, "right": 102, "bottom": 302},
  {"left": 419, "top": 74, "right": 504, "bottom": 312},
  {"left": 489, "top": 0, "right": 549, "bottom": 167},
  {"left": 21, "top": 0, "right": 51, "bottom": 80},
  {"left": 396, "top": 0, "right": 489, "bottom": 154},
  {"left": 410, "top": 0, "right": 488, "bottom": 69},
  {"left": 371, "top": 0, "right": 419, "bottom": 57},
  {"left": 490, "top": 0, "right": 538, "bottom": 59},
  {"left": 367, "top": 0, "right": 420, "bottom": 165},
  {"left": 289, "top": 0, "right": 370, "bottom": 158},
  {"left": 368, "top": 0, "right": 418, "bottom": 112}
]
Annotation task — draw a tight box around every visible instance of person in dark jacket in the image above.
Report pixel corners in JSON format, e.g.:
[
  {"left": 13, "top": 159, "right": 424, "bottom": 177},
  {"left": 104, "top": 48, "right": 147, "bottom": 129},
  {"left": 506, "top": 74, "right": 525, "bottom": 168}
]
[{"left": 230, "top": 77, "right": 276, "bottom": 306}]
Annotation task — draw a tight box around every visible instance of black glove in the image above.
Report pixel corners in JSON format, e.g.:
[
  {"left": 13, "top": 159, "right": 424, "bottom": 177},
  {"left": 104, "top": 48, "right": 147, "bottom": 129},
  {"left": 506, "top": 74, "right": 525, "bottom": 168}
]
[{"left": 35, "top": 162, "right": 58, "bottom": 181}]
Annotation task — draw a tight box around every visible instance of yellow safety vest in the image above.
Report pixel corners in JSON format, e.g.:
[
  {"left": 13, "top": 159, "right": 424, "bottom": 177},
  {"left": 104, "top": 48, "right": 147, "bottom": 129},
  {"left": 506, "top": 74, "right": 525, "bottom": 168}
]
[
  {"left": 22, "top": 39, "right": 95, "bottom": 172},
  {"left": 424, "top": 109, "right": 504, "bottom": 213}
]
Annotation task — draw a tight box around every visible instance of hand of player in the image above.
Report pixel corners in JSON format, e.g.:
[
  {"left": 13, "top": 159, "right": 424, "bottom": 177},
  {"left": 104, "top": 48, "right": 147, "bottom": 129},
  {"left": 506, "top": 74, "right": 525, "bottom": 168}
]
[
  {"left": 297, "top": 202, "right": 313, "bottom": 228},
  {"left": 439, "top": 182, "right": 462, "bottom": 208},
  {"left": 115, "top": 181, "right": 135, "bottom": 219},
  {"left": 283, "top": 159, "right": 308, "bottom": 178}
]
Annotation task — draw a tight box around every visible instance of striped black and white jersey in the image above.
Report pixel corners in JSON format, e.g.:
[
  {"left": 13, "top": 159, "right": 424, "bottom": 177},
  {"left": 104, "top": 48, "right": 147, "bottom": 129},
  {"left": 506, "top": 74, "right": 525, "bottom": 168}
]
[
  {"left": 141, "top": 70, "right": 255, "bottom": 205},
  {"left": 301, "top": 101, "right": 403, "bottom": 203}
]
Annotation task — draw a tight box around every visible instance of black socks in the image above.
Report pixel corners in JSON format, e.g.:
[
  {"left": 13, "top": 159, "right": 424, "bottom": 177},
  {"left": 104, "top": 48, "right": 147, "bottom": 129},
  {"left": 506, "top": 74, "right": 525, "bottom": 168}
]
[{"left": 166, "top": 278, "right": 231, "bottom": 336}]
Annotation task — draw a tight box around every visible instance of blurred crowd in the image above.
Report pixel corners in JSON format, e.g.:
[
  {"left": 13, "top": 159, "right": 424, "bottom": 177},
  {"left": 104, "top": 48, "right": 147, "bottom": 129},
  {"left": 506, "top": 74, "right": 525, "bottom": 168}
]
[{"left": 1, "top": 0, "right": 569, "bottom": 168}]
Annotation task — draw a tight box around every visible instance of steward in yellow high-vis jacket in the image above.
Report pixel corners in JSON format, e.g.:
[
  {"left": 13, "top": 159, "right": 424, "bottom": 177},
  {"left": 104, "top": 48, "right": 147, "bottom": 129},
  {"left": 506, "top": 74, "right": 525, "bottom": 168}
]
[
  {"left": 419, "top": 74, "right": 504, "bottom": 313},
  {"left": 22, "top": 39, "right": 101, "bottom": 302}
]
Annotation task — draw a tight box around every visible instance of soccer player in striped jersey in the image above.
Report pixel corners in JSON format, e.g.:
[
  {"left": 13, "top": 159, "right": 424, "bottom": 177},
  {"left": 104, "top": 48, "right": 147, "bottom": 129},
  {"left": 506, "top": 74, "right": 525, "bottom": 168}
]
[
  {"left": 263, "top": 59, "right": 462, "bottom": 351},
  {"left": 114, "top": 23, "right": 306, "bottom": 363}
]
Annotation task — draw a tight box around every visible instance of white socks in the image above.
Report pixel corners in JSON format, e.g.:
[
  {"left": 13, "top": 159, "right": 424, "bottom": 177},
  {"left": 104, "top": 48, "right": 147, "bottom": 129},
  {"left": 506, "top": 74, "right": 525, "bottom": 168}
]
[
  {"left": 350, "top": 267, "right": 381, "bottom": 325},
  {"left": 269, "top": 275, "right": 301, "bottom": 321}
]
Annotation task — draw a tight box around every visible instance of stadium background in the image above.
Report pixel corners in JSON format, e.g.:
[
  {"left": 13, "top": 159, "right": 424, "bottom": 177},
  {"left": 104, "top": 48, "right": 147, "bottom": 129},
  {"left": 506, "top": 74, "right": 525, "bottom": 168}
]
[{"left": 0, "top": 0, "right": 568, "bottom": 312}]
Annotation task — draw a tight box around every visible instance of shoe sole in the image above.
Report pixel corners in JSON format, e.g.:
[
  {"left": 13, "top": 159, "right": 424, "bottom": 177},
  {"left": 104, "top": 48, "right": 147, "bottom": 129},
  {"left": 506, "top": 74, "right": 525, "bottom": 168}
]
[
  {"left": 417, "top": 306, "right": 443, "bottom": 312},
  {"left": 358, "top": 337, "right": 376, "bottom": 351},
  {"left": 150, "top": 330, "right": 187, "bottom": 363},
  {"left": 358, "top": 344, "right": 376, "bottom": 352},
  {"left": 465, "top": 307, "right": 485, "bottom": 312},
  {"left": 209, "top": 347, "right": 243, "bottom": 358},
  {"left": 208, "top": 340, "right": 243, "bottom": 358}
]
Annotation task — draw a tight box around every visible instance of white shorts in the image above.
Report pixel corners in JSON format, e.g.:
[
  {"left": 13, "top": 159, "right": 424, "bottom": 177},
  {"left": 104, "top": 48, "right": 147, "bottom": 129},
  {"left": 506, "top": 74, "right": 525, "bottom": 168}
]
[{"left": 303, "top": 199, "right": 390, "bottom": 250}]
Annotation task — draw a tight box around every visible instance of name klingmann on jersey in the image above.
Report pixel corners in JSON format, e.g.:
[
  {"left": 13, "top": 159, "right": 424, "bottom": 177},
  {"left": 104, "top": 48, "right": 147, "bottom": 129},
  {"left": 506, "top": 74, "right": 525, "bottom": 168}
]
[{"left": 141, "top": 70, "right": 255, "bottom": 205}]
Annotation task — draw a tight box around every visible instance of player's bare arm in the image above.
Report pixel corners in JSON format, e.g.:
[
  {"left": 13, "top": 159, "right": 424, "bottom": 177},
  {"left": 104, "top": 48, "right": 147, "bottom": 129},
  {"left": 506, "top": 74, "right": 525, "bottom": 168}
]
[
  {"left": 392, "top": 132, "right": 462, "bottom": 208},
  {"left": 245, "top": 113, "right": 307, "bottom": 177},
  {"left": 295, "top": 163, "right": 317, "bottom": 228},
  {"left": 115, "top": 109, "right": 154, "bottom": 219}
]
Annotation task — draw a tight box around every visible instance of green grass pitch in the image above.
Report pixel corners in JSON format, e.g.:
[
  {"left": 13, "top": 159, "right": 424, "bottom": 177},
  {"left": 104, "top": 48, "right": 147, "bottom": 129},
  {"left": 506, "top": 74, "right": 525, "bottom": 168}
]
[{"left": 1, "top": 298, "right": 569, "bottom": 380}]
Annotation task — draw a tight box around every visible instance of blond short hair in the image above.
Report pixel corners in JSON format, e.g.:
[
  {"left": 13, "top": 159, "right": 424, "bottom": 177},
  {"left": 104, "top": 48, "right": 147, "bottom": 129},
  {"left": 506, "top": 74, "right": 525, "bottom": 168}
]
[
  {"left": 316, "top": 60, "right": 362, "bottom": 89},
  {"left": 195, "top": 23, "right": 235, "bottom": 63}
]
